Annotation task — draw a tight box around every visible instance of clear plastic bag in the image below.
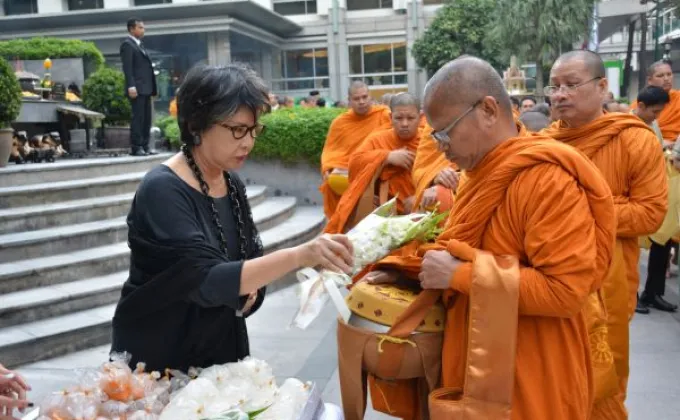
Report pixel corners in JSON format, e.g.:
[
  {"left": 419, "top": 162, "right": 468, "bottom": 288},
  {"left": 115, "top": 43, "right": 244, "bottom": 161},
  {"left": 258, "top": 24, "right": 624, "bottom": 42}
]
[{"left": 292, "top": 198, "right": 447, "bottom": 329}]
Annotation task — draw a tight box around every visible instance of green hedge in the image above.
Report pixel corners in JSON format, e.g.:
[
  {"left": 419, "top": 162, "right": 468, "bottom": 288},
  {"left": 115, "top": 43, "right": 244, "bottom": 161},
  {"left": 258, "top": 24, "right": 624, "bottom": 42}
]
[
  {"left": 253, "top": 107, "right": 344, "bottom": 165},
  {"left": 82, "top": 67, "right": 131, "bottom": 125},
  {"left": 0, "top": 56, "right": 22, "bottom": 127},
  {"left": 0, "top": 38, "right": 105, "bottom": 71},
  {"left": 162, "top": 107, "right": 344, "bottom": 164},
  {"left": 155, "top": 115, "right": 177, "bottom": 138}
]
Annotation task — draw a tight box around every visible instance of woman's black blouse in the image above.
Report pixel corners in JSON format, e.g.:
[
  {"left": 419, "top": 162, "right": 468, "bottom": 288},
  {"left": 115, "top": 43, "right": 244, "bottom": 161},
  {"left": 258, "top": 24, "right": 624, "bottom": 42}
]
[{"left": 111, "top": 165, "right": 265, "bottom": 372}]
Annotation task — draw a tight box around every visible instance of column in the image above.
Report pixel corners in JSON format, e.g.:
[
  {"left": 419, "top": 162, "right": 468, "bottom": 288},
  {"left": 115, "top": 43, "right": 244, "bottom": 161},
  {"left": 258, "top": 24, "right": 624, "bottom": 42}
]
[
  {"left": 208, "top": 32, "right": 231, "bottom": 66},
  {"left": 103, "top": 0, "right": 132, "bottom": 8},
  {"left": 326, "top": 0, "right": 349, "bottom": 101},
  {"left": 38, "top": 0, "right": 66, "bottom": 13},
  {"left": 261, "top": 47, "right": 273, "bottom": 83},
  {"left": 406, "top": 0, "right": 427, "bottom": 97}
]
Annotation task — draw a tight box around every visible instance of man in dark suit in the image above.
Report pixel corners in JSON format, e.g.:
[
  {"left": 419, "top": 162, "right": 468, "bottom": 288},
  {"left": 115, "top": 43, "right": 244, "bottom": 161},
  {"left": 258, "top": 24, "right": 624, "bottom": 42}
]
[{"left": 120, "top": 17, "right": 158, "bottom": 156}]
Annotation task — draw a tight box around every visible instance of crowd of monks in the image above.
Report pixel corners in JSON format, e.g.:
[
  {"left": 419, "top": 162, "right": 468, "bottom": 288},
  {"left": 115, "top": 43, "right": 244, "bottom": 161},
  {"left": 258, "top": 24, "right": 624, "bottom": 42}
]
[{"left": 318, "top": 49, "right": 680, "bottom": 419}]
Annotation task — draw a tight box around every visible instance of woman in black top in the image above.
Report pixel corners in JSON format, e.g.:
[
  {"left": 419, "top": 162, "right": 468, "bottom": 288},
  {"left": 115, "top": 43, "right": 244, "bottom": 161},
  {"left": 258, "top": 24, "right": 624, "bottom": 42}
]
[{"left": 111, "top": 64, "right": 353, "bottom": 372}]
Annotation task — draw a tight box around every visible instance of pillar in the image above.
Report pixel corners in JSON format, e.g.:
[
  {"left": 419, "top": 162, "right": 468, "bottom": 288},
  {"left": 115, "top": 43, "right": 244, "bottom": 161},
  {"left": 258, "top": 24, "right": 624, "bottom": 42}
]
[
  {"left": 208, "top": 32, "right": 231, "bottom": 66},
  {"left": 326, "top": 0, "right": 349, "bottom": 101},
  {"left": 406, "top": 0, "right": 427, "bottom": 97}
]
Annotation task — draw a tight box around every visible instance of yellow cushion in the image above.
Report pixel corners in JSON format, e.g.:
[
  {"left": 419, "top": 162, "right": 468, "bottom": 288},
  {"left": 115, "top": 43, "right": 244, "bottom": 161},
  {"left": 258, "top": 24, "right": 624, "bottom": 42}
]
[
  {"left": 346, "top": 282, "right": 445, "bottom": 333},
  {"left": 328, "top": 173, "right": 349, "bottom": 195}
]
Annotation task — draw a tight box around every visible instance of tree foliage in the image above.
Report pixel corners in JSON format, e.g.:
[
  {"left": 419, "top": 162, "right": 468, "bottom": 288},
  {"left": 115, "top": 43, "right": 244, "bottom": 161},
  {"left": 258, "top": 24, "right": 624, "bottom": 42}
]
[
  {"left": 490, "top": 0, "right": 597, "bottom": 97},
  {"left": 82, "top": 67, "right": 132, "bottom": 126},
  {"left": 0, "top": 56, "right": 22, "bottom": 127},
  {"left": 411, "top": 0, "right": 503, "bottom": 76}
]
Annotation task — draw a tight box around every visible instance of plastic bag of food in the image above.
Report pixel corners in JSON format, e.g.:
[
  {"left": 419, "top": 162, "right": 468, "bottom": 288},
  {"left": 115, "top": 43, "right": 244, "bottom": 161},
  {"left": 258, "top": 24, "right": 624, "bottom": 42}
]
[
  {"left": 101, "top": 353, "right": 135, "bottom": 402},
  {"left": 226, "top": 358, "right": 274, "bottom": 388},
  {"left": 291, "top": 198, "right": 447, "bottom": 329},
  {"left": 257, "top": 379, "right": 310, "bottom": 420},
  {"left": 158, "top": 378, "right": 220, "bottom": 420}
]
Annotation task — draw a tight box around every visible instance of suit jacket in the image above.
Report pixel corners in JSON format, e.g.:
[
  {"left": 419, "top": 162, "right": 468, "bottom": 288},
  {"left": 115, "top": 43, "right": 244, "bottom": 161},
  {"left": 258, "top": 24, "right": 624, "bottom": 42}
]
[{"left": 120, "top": 37, "right": 157, "bottom": 97}]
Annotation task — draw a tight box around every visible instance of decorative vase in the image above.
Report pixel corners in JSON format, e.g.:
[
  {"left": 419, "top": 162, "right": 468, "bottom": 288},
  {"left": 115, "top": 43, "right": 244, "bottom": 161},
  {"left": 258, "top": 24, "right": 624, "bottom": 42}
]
[{"left": 0, "top": 128, "right": 14, "bottom": 168}]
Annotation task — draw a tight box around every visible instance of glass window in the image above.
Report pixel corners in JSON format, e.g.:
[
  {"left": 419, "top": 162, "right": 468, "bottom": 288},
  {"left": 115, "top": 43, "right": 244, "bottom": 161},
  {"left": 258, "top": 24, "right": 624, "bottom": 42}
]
[
  {"left": 348, "top": 43, "right": 408, "bottom": 87},
  {"left": 135, "top": 0, "right": 172, "bottom": 5},
  {"left": 347, "top": 0, "right": 392, "bottom": 10},
  {"left": 4, "top": 0, "right": 38, "bottom": 14},
  {"left": 363, "top": 43, "right": 393, "bottom": 74},
  {"left": 285, "top": 50, "right": 315, "bottom": 79},
  {"left": 68, "top": 0, "right": 103, "bottom": 10},
  {"left": 273, "top": 0, "right": 316, "bottom": 15},
  {"left": 349, "top": 45, "right": 362, "bottom": 75},
  {"left": 314, "top": 49, "right": 329, "bottom": 77}
]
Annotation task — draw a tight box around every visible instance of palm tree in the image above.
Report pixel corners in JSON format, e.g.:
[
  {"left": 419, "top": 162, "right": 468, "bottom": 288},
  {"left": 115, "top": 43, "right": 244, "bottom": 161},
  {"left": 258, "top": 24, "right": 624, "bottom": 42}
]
[{"left": 491, "top": 0, "right": 597, "bottom": 100}]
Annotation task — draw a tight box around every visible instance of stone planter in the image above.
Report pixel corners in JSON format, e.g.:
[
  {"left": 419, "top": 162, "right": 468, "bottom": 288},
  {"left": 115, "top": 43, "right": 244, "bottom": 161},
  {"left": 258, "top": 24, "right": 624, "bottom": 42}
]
[
  {"left": 69, "top": 128, "right": 97, "bottom": 154},
  {"left": 0, "top": 128, "right": 13, "bottom": 168},
  {"left": 102, "top": 126, "right": 131, "bottom": 149}
]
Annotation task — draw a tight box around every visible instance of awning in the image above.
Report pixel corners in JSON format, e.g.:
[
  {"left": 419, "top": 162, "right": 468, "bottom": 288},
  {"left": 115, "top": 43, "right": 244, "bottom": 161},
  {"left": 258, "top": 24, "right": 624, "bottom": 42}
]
[{"left": 57, "top": 104, "right": 105, "bottom": 121}]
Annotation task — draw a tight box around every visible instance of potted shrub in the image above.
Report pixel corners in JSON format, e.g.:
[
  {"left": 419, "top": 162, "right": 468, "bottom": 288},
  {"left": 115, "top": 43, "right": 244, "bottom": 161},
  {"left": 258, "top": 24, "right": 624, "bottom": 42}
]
[
  {"left": 0, "top": 56, "right": 22, "bottom": 167},
  {"left": 82, "top": 67, "right": 132, "bottom": 149}
]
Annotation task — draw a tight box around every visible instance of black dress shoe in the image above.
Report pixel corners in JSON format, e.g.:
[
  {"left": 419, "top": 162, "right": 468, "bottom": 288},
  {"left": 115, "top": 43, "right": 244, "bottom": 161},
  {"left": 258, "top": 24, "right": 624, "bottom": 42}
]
[
  {"left": 635, "top": 299, "right": 650, "bottom": 314},
  {"left": 642, "top": 294, "right": 678, "bottom": 312},
  {"left": 144, "top": 149, "right": 159, "bottom": 155},
  {"left": 129, "top": 150, "right": 147, "bottom": 157}
]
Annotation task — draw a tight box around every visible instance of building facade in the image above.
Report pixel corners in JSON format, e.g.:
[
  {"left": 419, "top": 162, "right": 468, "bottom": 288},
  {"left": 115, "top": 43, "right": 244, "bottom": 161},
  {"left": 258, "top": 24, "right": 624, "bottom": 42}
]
[{"left": 0, "top": 0, "right": 446, "bottom": 109}]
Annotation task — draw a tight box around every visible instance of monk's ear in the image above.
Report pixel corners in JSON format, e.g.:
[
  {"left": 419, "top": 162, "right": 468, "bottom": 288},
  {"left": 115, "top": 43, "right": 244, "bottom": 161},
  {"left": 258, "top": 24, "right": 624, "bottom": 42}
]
[
  {"left": 479, "top": 96, "right": 500, "bottom": 123},
  {"left": 597, "top": 78, "right": 609, "bottom": 98}
]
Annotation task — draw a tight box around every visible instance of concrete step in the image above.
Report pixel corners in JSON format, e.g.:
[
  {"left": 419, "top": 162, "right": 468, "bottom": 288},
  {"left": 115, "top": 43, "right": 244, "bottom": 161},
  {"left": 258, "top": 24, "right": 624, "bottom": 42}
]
[
  {"left": 0, "top": 185, "right": 268, "bottom": 235},
  {"left": 0, "top": 172, "right": 147, "bottom": 209},
  {"left": 0, "top": 272, "right": 125, "bottom": 328},
  {"left": 0, "top": 187, "right": 273, "bottom": 263},
  {"left": 0, "top": 193, "right": 134, "bottom": 235},
  {"left": 0, "top": 154, "right": 171, "bottom": 188},
  {"left": 0, "top": 304, "right": 115, "bottom": 368},
  {"left": 0, "top": 206, "right": 326, "bottom": 367},
  {"left": 0, "top": 204, "right": 322, "bottom": 294}
]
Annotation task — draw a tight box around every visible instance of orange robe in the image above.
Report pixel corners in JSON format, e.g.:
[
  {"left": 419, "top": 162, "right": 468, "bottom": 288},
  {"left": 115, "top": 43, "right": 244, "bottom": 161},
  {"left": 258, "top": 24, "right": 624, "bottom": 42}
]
[
  {"left": 411, "top": 133, "right": 457, "bottom": 211},
  {"left": 372, "top": 136, "right": 616, "bottom": 420},
  {"left": 542, "top": 113, "right": 667, "bottom": 415},
  {"left": 324, "top": 128, "right": 419, "bottom": 234},
  {"left": 320, "top": 106, "right": 391, "bottom": 218}
]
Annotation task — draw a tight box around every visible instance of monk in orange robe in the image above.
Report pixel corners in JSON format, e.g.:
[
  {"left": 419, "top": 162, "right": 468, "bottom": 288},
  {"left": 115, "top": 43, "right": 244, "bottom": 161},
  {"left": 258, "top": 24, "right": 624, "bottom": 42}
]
[
  {"left": 640, "top": 60, "right": 680, "bottom": 144},
  {"left": 325, "top": 93, "right": 421, "bottom": 234},
  {"left": 320, "top": 81, "right": 391, "bottom": 218},
  {"left": 542, "top": 50, "right": 667, "bottom": 418},
  {"left": 362, "top": 56, "right": 616, "bottom": 420}
]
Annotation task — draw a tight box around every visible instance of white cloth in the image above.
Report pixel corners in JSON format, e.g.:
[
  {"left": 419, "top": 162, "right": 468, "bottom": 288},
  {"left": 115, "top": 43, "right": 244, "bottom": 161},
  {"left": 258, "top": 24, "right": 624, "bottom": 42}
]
[{"left": 128, "top": 34, "right": 141, "bottom": 46}]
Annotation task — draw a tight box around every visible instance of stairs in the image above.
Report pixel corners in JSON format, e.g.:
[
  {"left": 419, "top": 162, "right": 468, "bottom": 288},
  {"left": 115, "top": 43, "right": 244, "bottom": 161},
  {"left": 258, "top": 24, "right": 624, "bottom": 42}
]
[{"left": 0, "top": 155, "right": 325, "bottom": 368}]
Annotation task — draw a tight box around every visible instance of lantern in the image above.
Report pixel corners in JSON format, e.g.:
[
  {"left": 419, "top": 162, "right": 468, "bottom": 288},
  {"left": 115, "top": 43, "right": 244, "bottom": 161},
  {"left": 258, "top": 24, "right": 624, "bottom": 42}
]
[{"left": 43, "top": 58, "right": 52, "bottom": 70}]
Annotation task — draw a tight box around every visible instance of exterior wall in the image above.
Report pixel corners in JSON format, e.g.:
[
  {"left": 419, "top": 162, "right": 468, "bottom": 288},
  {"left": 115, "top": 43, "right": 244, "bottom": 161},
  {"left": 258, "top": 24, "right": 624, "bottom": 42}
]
[
  {"left": 103, "top": 0, "right": 132, "bottom": 8},
  {"left": 37, "top": 0, "right": 67, "bottom": 13}
]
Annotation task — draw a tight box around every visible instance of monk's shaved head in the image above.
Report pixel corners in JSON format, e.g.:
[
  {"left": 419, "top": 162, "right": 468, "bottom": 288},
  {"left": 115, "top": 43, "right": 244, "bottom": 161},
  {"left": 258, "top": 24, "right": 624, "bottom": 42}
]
[
  {"left": 423, "top": 56, "right": 519, "bottom": 170},
  {"left": 423, "top": 56, "right": 512, "bottom": 116},
  {"left": 554, "top": 50, "right": 605, "bottom": 79},
  {"left": 381, "top": 93, "right": 394, "bottom": 107},
  {"left": 519, "top": 111, "right": 551, "bottom": 132},
  {"left": 348, "top": 80, "right": 368, "bottom": 96},
  {"left": 390, "top": 92, "right": 420, "bottom": 111},
  {"left": 647, "top": 60, "right": 671, "bottom": 78}
]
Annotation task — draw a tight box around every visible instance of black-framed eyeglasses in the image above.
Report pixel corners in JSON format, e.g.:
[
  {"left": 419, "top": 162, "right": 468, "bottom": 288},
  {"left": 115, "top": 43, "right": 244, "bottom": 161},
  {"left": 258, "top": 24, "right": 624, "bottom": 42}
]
[
  {"left": 218, "top": 123, "right": 266, "bottom": 140},
  {"left": 543, "top": 77, "right": 602, "bottom": 97},
  {"left": 430, "top": 100, "right": 482, "bottom": 146}
]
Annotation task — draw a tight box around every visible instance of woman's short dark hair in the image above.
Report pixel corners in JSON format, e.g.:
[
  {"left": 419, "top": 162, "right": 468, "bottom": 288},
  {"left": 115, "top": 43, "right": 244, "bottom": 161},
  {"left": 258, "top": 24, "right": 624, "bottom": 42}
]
[{"left": 176, "top": 63, "right": 270, "bottom": 145}]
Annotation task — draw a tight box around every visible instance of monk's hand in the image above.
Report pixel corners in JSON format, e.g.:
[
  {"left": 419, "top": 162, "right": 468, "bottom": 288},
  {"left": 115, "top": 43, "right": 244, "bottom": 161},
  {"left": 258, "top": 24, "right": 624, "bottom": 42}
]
[
  {"left": 297, "top": 234, "right": 354, "bottom": 274},
  {"left": 361, "top": 270, "right": 399, "bottom": 285},
  {"left": 434, "top": 168, "right": 459, "bottom": 190},
  {"left": 421, "top": 187, "right": 438, "bottom": 210},
  {"left": 387, "top": 148, "right": 415, "bottom": 170},
  {"left": 403, "top": 196, "right": 415, "bottom": 214},
  {"left": 419, "top": 250, "right": 461, "bottom": 290}
]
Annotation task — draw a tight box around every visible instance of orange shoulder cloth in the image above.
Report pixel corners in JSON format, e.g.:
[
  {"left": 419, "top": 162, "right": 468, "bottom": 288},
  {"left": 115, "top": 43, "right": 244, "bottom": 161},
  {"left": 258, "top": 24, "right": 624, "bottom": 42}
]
[
  {"left": 540, "top": 113, "right": 653, "bottom": 158},
  {"left": 377, "top": 136, "right": 615, "bottom": 291}
]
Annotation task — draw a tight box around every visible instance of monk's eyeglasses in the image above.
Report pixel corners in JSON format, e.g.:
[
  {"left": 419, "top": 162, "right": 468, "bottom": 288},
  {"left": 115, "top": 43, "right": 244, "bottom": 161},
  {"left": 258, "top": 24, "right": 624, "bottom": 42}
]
[
  {"left": 217, "top": 123, "right": 266, "bottom": 140},
  {"left": 543, "top": 77, "right": 602, "bottom": 97},
  {"left": 430, "top": 100, "right": 482, "bottom": 146}
]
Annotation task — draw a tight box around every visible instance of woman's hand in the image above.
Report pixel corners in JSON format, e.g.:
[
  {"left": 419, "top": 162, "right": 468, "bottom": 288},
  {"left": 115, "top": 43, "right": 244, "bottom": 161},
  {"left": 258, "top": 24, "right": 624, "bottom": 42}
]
[
  {"left": 241, "top": 292, "right": 258, "bottom": 315},
  {"left": 387, "top": 149, "right": 415, "bottom": 170},
  {"left": 296, "top": 234, "right": 354, "bottom": 274},
  {"left": 0, "top": 365, "right": 31, "bottom": 417}
]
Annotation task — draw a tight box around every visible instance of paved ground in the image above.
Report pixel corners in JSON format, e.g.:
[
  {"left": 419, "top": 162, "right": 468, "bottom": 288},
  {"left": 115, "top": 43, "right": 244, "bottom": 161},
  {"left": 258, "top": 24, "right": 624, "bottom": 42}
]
[{"left": 15, "top": 252, "right": 680, "bottom": 419}]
